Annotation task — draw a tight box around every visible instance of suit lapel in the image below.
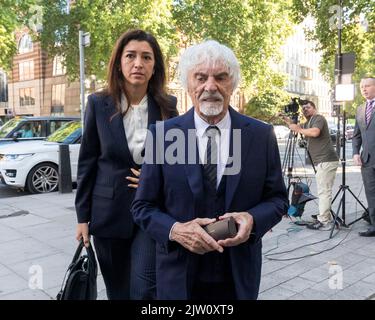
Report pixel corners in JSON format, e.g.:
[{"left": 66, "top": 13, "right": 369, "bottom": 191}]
[
  {"left": 104, "top": 96, "right": 134, "bottom": 165},
  {"left": 225, "top": 107, "right": 253, "bottom": 211},
  {"left": 147, "top": 94, "right": 162, "bottom": 127},
  {"left": 357, "top": 105, "right": 366, "bottom": 131},
  {"left": 181, "top": 108, "right": 204, "bottom": 202}
]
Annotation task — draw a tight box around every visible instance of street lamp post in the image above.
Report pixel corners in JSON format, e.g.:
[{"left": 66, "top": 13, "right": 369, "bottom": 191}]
[{"left": 79, "top": 30, "right": 90, "bottom": 132}]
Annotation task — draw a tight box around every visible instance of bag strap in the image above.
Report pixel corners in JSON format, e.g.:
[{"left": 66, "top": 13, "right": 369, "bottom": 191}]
[
  {"left": 72, "top": 239, "right": 96, "bottom": 262},
  {"left": 71, "top": 239, "right": 85, "bottom": 263}
]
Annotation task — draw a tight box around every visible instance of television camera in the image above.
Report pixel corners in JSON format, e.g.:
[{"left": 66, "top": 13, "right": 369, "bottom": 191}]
[{"left": 283, "top": 97, "right": 308, "bottom": 124}]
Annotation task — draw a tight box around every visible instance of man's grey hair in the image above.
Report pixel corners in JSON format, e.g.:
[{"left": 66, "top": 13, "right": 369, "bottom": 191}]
[{"left": 178, "top": 40, "right": 241, "bottom": 91}]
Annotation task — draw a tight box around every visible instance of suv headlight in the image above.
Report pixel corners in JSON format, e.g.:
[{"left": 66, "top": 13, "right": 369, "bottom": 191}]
[{"left": 2, "top": 153, "right": 34, "bottom": 161}]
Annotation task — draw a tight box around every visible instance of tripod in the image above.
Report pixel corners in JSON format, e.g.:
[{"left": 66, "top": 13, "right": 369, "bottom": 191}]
[
  {"left": 282, "top": 128, "right": 315, "bottom": 193},
  {"left": 329, "top": 105, "right": 369, "bottom": 238},
  {"left": 282, "top": 126, "right": 318, "bottom": 226}
]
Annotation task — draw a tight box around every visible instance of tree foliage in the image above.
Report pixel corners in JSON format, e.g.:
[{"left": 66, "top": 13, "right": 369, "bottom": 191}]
[
  {"left": 39, "top": 0, "right": 177, "bottom": 80},
  {"left": 4, "top": 0, "right": 296, "bottom": 120},
  {"left": 291, "top": 0, "right": 375, "bottom": 116},
  {"left": 173, "top": 0, "right": 295, "bottom": 118},
  {"left": 0, "top": 0, "right": 37, "bottom": 70}
]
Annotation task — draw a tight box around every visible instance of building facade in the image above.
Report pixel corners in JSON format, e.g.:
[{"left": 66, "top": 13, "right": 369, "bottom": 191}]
[
  {"left": 278, "top": 17, "right": 333, "bottom": 119},
  {"left": 6, "top": 30, "right": 80, "bottom": 119}
]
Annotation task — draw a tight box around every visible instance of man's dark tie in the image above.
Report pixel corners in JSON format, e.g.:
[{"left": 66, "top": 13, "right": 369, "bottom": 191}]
[{"left": 203, "top": 126, "right": 220, "bottom": 190}]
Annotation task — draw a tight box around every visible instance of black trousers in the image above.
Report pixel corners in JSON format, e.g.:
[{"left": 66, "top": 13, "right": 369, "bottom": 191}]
[
  {"left": 93, "top": 228, "right": 156, "bottom": 300},
  {"left": 362, "top": 166, "right": 375, "bottom": 230}
]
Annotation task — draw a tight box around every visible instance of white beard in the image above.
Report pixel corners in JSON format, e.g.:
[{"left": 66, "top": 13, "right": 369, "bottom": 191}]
[{"left": 200, "top": 102, "right": 224, "bottom": 116}]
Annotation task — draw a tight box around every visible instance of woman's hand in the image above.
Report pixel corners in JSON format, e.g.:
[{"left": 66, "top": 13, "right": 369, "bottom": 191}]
[
  {"left": 76, "top": 223, "right": 90, "bottom": 247},
  {"left": 126, "top": 168, "right": 141, "bottom": 189}
]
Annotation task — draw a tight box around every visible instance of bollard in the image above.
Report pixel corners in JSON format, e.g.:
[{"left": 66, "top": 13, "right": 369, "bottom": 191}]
[{"left": 59, "top": 144, "right": 72, "bottom": 193}]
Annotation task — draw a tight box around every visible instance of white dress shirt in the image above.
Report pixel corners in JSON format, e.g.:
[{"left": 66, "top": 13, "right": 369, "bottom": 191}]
[
  {"left": 169, "top": 110, "right": 232, "bottom": 240},
  {"left": 121, "top": 94, "right": 149, "bottom": 164},
  {"left": 194, "top": 110, "right": 231, "bottom": 189}
]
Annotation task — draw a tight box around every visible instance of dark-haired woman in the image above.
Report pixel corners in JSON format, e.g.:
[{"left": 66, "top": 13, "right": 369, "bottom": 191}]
[{"left": 75, "top": 29, "right": 178, "bottom": 300}]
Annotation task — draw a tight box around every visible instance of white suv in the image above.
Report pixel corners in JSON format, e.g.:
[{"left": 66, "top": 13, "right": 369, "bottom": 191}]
[{"left": 0, "top": 121, "right": 81, "bottom": 193}]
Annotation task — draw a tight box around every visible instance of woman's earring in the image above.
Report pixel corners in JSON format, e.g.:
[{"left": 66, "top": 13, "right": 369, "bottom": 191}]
[{"left": 152, "top": 70, "right": 155, "bottom": 75}]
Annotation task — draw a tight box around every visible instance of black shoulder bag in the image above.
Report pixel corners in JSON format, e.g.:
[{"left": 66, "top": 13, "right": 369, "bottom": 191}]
[{"left": 56, "top": 240, "right": 98, "bottom": 300}]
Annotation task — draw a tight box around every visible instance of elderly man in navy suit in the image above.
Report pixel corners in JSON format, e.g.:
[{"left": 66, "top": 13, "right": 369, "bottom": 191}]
[{"left": 132, "top": 40, "right": 288, "bottom": 300}]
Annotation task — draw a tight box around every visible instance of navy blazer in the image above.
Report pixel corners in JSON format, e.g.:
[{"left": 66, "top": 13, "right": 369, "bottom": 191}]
[
  {"left": 132, "top": 107, "right": 288, "bottom": 299},
  {"left": 75, "top": 93, "right": 177, "bottom": 239}
]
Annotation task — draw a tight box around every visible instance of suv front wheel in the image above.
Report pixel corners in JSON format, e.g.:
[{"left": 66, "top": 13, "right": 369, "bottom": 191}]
[{"left": 26, "top": 163, "right": 59, "bottom": 193}]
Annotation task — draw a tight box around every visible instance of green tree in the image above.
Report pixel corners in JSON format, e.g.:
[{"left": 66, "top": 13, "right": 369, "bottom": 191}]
[
  {"left": 291, "top": 0, "right": 375, "bottom": 117},
  {"left": 39, "top": 0, "right": 177, "bottom": 81},
  {"left": 173, "top": 0, "right": 295, "bottom": 119},
  {"left": 38, "top": 1, "right": 295, "bottom": 119},
  {"left": 0, "top": 0, "right": 37, "bottom": 70}
]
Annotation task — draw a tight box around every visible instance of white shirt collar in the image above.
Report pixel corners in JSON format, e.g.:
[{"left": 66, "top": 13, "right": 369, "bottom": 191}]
[
  {"left": 121, "top": 94, "right": 148, "bottom": 112},
  {"left": 194, "top": 110, "right": 231, "bottom": 138}
]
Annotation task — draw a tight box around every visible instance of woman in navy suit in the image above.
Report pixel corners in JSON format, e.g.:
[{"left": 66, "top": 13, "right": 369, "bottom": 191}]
[{"left": 75, "top": 29, "right": 178, "bottom": 300}]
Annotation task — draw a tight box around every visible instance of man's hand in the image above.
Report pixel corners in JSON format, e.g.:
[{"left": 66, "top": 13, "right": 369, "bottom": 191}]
[
  {"left": 278, "top": 113, "right": 292, "bottom": 125},
  {"left": 217, "top": 212, "right": 253, "bottom": 247},
  {"left": 353, "top": 154, "right": 362, "bottom": 166},
  {"left": 289, "top": 123, "right": 302, "bottom": 134},
  {"left": 171, "top": 218, "right": 224, "bottom": 254}
]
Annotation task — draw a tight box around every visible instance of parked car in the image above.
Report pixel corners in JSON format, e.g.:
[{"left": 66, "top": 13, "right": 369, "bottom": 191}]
[
  {"left": 0, "top": 121, "right": 81, "bottom": 193},
  {"left": 0, "top": 116, "right": 80, "bottom": 145},
  {"left": 273, "top": 125, "right": 290, "bottom": 139}
]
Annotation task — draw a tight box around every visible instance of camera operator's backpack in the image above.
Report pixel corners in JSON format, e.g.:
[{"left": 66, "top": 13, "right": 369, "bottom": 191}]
[
  {"left": 56, "top": 240, "right": 97, "bottom": 300},
  {"left": 287, "top": 181, "right": 316, "bottom": 218}
]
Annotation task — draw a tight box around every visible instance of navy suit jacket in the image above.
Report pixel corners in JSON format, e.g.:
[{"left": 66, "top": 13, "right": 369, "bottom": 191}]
[
  {"left": 75, "top": 93, "right": 177, "bottom": 239},
  {"left": 132, "top": 107, "right": 288, "bottom": 299}
]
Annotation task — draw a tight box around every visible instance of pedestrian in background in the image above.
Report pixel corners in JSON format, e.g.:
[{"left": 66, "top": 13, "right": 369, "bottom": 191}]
[
  {"left": 353, "top": 76, "right": 375, "bottom": 237},
  {"left": 75, "top": 29, "right": 178, "bottom": 299}
]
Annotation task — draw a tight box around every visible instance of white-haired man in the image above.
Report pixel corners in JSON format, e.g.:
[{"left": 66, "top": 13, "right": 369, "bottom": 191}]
[{"left": 132, "top": 40, "right": 288, "bottom": 299}]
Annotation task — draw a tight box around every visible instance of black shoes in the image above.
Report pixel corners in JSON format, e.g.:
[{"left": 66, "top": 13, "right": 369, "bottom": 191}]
[
  {"left": 362, "top": 212, "right": 371, "bottom": 224},
  {"left": 358, "top": 229, "right": 375, "bottom": 237}
]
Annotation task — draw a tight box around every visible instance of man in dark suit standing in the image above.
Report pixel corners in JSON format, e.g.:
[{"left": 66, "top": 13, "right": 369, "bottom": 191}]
[
  {"left": 132, "top": 40, "right": 288, "bottom": 299},
  {"left": 353, "top": 76, "right": 375, "bottom": 237}
]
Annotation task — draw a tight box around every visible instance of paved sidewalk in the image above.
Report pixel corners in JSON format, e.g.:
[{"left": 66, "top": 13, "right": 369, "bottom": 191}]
[
  {"left": 0, "top": 192, "right": 106, "bottom": 299},
  {"left": 0, "top": 161, "right": 374, "bottom": 300}
]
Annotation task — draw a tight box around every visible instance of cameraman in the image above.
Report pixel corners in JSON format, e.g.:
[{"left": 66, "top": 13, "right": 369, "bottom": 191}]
[{"left": 281, "top": 100, "right": 339, "bottom": 230}]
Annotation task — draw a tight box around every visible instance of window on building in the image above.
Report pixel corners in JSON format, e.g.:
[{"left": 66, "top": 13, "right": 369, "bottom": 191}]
[
  {"left": 19, "top": 88, "right": 35, "bottom": 106},
  {"left": 18, "top": 34, "right": 33, "bottom": 54},
  {"left": 52, "top": 84, "right": 65, "bottom": 110},
  {"left": 19, "top": 60, "right": 34, "bottom": 81},
  {"left": 53, "top": 56, "right": 66, "bottom": 76}
]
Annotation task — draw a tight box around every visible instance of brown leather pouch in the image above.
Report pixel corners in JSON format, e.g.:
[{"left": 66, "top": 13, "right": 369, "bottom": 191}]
[{"left": 204, "top": 217, "right": 238, "bottom": 241}]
